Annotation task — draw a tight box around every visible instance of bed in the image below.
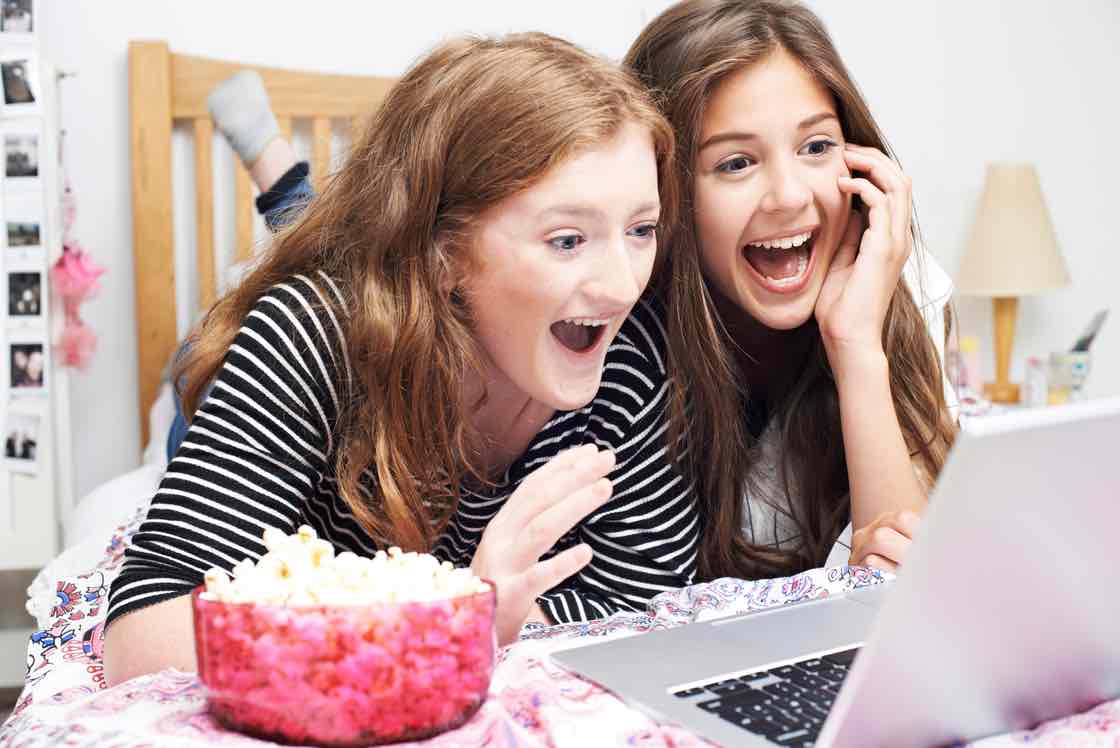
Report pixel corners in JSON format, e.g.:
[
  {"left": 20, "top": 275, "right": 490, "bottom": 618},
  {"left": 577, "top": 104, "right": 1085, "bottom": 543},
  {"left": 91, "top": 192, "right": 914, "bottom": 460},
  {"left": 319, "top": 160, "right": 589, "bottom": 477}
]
[{"left": 11, "top": 38, "right": 1095, "bottom": 748}]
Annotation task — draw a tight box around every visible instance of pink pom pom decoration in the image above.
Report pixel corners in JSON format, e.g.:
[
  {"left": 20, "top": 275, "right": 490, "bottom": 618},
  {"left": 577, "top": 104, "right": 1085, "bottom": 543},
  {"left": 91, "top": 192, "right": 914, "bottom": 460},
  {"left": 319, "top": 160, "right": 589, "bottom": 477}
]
[
  {"left": 191, "top": 584, "right": 497, "bottom": 746},
  {"left": 50, "top": 170, "right": 108, "bottom": 370},
  {"left": 51, "top": 242, "right": 105, "bottom": 301},
  {"left": 56, "top": 318, "right": 99, "bottom": 369},
  {"left": 50, "top": 241, "right": 106, "bottom": 370}
]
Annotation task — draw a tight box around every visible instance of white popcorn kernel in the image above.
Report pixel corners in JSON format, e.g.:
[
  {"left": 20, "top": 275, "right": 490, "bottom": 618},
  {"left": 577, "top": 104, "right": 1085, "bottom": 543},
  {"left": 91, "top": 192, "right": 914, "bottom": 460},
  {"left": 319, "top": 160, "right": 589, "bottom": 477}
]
[
  {"left": 204, "top": 567, "right": 229, "bottom": 587},
  {"left": 232, "top": 559, "right": 255, "bottom": 578},
  {"left": 262, "top": 527, "right": 287, "bottom": 552},
  {"left": 309, "top": 539, "right": 335, "bottom": 569}
]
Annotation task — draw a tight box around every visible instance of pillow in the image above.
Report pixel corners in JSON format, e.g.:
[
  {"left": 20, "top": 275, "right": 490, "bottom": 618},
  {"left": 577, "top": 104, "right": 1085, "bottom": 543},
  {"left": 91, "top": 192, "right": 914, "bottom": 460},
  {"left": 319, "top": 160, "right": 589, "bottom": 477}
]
[{"left": 62, "top": 462, "right": 163, "bottom": 550}]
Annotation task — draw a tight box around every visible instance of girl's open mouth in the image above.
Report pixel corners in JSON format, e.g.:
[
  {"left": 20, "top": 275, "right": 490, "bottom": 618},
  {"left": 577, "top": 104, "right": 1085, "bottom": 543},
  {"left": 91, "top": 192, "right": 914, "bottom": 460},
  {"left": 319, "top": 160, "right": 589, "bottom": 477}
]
[
  {"left": 741, "top": 229, "right": 816, "bottom": 294},
  {"left": 550, "top": 318, "right": 609, "bottom": 353}
]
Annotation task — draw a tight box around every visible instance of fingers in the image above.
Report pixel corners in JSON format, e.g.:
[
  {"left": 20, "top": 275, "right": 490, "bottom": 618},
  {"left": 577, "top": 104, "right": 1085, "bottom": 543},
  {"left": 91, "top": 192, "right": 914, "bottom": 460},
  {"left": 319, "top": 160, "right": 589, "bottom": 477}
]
[
  {"left": 837, "top": 176, "right": 888, "bottom": 245},
  {"left": 842, "top": 145, "right": 913, "bottom": 254},
  {"left": 502, "top": 445, "right": 615, "bottom": 530},
  {"left": 522, "top": 543, "right": 594, "bottom": 600},
  {"left": 851, "top": 525, "right": 911, "bottom": 569},
  {"left": 842, "top": 146, "right": 910, "bottom": 201},
  {"left": 861, "top": 553, "right": 897, "bottom": 573},
  {"left": 832, "top": 210, "right": 863, "bottom": 271},
  {"left": 527, "top": 444, "right": 614, "bottom": 500},
  {"left": 523, "top": 477, "right": 613, "bottom": 559},
  {"left": 888, "top": 509, "right": 921, "bottom": 539}
]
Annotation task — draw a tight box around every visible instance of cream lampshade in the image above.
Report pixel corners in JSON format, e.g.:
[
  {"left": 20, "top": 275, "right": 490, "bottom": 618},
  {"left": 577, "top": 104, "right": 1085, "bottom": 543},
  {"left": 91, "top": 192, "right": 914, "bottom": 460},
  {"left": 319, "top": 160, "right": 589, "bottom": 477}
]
[{"left": 957, "top": 163, "right": 1071, "bottom": 403}]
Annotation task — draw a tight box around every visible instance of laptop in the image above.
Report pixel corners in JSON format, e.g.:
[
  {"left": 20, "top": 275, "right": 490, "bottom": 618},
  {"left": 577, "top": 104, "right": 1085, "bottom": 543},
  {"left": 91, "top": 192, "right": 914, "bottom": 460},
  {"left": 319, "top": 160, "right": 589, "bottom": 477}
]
[{"left": 551, "top": 398, "right": 1120, "bottom": 747}]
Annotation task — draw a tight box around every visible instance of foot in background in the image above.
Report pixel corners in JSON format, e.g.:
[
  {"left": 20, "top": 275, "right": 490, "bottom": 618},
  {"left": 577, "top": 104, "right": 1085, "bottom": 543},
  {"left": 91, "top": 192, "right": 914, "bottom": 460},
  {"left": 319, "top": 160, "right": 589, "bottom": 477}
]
[{"left": 206, "top": 70, "right": 298, "bottom": 192}]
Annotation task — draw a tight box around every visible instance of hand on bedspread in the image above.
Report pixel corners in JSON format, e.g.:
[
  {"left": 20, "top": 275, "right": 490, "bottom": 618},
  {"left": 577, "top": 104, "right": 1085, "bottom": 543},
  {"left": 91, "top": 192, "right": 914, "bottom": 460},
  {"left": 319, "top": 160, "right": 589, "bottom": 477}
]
[{"left": 849, "top": 509, "right": 920, "bottom": 572}]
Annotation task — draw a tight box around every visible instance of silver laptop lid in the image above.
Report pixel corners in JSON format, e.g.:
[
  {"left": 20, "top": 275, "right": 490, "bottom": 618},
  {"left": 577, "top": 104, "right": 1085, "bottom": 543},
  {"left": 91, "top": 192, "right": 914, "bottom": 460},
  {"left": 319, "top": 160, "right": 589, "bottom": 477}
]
[{"left": 822, "top": 398, "right": 1120, "bottom": 747}]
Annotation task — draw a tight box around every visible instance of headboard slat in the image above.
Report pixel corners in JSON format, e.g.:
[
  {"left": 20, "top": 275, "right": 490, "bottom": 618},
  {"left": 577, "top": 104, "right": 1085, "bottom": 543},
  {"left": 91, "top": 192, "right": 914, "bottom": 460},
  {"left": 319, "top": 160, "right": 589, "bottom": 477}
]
[
  {"left": 278, "top": 116, "right": 292, "bottom": 140},
  {"left": 193, "top": 117, "right": 217, "bottom": 311},
  {"left": 129, "top": 41, "right": 179, "bottom": 447},
  {"left": 312, "top": 117, "right": 331, "bottom": 189},
  {"left": 170, "top": 53, "right": 395, "bottom": 119},
  {"left": 235, "top": 164, "right": 255, "bottom": 263}
]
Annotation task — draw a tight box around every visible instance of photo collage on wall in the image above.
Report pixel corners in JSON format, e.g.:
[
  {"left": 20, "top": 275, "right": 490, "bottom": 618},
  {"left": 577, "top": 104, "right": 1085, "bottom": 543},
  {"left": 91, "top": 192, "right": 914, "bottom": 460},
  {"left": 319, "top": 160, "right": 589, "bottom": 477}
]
[{"left": 1, "top": 0, "right": 42, "bottom": 527}]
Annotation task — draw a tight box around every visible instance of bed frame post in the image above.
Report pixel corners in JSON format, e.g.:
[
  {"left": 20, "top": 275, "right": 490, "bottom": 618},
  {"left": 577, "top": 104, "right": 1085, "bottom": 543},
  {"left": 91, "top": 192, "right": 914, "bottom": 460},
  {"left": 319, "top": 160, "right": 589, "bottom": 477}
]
[{"left": 129, "top": 41, "right": 177, "bottom": 450}]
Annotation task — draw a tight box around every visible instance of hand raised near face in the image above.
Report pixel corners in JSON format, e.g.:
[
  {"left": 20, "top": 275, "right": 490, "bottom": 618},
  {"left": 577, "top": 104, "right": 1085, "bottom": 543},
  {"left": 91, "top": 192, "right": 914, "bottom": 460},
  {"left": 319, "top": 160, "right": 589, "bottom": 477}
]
[
  {"left": 470, "top": 443, "right": 614, "bottom": 646},
  {"left": 814, "top": 145, "right": 914, "bottom": 368}
]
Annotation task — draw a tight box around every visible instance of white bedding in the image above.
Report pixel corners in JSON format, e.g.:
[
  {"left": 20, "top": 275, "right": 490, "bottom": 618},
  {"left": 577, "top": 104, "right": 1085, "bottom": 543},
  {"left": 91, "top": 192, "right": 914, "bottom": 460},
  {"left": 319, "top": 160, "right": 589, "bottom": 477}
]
[{"left": 25, "top": 382, "right": 174, "bottom": 627}]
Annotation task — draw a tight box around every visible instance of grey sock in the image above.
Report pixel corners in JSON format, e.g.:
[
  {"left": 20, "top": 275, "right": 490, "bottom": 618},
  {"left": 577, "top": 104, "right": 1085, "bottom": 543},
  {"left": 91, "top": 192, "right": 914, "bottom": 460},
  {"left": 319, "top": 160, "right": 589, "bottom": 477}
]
[{"left": 206, "top": 71, "right": 280, "bottom": 167}]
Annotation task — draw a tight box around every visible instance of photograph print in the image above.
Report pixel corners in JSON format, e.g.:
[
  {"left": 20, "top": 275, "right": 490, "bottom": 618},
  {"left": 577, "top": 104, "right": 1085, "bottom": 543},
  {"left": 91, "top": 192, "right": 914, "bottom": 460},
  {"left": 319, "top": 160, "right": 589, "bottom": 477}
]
[
  {"left": 3, "top": 189, "right": 43, "bottom": 259},
  {"left": 4, "top": 131, "right": 37, "bottom": 180},
  {"left": 6, "top": 218, "right": 39, "bottom": 248},
  {"left": 7, "top": 270, "right": 41, "bottom": 318},
  {"left": 0, "top": 0, "right": 32, "bottom": 35},
  {"left": 3, "top": 409, "right": 40, "bottom": 475},
  {"left": 9, "top": 340, "right": 45, "bottom": 392},
  {"left": 0, "top": 56, "right": 39, "bottom": 113}
]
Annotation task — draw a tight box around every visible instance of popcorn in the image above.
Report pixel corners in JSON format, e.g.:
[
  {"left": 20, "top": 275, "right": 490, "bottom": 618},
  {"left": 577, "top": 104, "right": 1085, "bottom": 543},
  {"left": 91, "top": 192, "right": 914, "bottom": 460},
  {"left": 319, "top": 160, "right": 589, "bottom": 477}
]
[{"left": 201, "top": 525, "right": 490, "bottom": 606}]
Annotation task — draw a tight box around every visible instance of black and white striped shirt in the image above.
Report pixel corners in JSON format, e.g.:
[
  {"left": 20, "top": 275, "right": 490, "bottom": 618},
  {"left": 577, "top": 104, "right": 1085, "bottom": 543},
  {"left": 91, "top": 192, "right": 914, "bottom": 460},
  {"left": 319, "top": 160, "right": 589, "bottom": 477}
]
[{"left": 107, "top": 272, "right": 698, "bottom": 627}]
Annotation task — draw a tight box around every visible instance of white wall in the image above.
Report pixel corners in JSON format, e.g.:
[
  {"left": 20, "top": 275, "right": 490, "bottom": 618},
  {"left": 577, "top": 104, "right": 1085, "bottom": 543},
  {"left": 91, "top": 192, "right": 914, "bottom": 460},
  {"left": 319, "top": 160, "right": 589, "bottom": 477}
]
[{"left": 39, "top": 1, "right": 1120, "bottom": 504}]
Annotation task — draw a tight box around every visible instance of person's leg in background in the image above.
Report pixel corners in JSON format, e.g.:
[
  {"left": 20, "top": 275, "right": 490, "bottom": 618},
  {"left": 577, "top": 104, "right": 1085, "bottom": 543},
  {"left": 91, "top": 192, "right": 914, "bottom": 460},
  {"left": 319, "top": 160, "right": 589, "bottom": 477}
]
[
  {"left": 166, "top": 72, "right": 319, "bottom": 461},
  {"left": 207, "top": 70, "right": 317, "bottom": 225}
]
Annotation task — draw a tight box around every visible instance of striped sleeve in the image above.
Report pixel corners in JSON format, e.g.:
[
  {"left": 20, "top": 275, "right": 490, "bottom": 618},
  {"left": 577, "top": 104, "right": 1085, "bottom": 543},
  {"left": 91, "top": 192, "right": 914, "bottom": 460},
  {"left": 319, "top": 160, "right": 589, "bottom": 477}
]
[
  {"left": 538, "top": 297, "right": 699, "bottom": 623},
  {"left": 107, "top": 273, "right": 349, "bottom": 627}
]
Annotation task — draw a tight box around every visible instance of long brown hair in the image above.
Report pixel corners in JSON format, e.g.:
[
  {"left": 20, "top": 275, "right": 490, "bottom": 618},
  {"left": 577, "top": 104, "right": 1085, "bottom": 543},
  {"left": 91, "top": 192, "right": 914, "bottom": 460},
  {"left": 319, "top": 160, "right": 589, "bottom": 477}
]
[
  {"left": 624, "top": 0, "right": 956, "bottom": 580},
  {"left": 178, "top": 33, "right": 676, "bottom": 553}
]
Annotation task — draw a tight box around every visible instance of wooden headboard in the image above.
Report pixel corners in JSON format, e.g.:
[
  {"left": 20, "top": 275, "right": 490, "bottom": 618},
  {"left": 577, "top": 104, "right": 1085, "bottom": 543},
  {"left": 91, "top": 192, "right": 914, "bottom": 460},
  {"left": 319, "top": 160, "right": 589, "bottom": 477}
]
[{"left": 128, "top": 41, "right": 396, "bottom": 444}]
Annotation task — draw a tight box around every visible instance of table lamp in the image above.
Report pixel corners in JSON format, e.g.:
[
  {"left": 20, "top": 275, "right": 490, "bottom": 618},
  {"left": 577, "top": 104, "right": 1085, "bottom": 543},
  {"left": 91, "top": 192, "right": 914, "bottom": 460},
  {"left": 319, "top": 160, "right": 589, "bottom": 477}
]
[{"left": 956, "top": 163, "right": 1070, "bottom": 403}]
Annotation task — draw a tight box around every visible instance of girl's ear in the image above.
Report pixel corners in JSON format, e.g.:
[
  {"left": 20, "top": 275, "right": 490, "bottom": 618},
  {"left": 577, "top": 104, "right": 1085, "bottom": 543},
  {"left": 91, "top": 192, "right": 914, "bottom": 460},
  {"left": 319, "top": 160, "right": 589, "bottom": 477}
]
[{"left": 432, "top": 231, "right": 471, "bottom": 303}]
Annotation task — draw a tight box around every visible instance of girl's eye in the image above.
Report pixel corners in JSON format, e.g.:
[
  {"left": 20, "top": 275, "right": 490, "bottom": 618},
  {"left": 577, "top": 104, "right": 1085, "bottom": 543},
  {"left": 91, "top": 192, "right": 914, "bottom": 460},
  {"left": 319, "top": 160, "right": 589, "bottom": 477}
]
[
  {"left": 549, "top": 234, "right": 584, "bottom": 253},
  {"left": 628, "top": 223, "right": 658, "bottom": 240},
  {"left": 801, "top": 138, "right": 838, "bottom": 157},
  {"left": 716, "top": 155, "right": 753, "bottom": 174}
]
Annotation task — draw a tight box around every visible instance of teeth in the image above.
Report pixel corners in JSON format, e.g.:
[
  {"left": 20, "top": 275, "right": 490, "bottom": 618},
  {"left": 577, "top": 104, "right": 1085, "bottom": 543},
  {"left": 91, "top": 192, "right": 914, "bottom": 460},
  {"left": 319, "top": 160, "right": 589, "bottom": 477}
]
[
  {"left": 747, "top": 231, "right": 812, "bottom": 250},
  {"left": 562, "top": 318, "right": 609, "bottom": 327}
]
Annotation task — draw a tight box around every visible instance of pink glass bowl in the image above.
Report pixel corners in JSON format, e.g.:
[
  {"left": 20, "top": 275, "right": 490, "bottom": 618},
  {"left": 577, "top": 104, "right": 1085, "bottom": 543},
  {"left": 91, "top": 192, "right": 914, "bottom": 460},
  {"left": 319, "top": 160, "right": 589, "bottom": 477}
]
[{"left": 191, "top": 583, "right": 497, "bottom": 746}]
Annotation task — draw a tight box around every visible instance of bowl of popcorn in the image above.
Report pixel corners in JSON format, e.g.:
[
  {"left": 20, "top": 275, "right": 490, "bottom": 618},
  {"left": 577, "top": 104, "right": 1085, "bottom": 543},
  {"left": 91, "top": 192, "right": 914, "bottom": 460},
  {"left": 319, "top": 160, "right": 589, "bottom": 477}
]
[{"left": 191, "top": 526, "right": 496, "bottom": 747}]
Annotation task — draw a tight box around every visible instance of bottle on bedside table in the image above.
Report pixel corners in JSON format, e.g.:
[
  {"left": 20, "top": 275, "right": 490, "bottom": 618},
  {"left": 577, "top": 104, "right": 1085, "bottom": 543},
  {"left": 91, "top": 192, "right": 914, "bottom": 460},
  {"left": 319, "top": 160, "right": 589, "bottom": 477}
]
[{"left": 1022, "top": 356, "right": 1048, "bottom": 408}]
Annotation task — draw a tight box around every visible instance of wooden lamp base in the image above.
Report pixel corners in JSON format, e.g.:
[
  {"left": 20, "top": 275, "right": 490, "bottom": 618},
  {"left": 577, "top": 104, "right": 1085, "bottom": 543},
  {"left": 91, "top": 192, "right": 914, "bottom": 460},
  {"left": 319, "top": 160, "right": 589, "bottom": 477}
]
[
  {"left": 984, "top": 296, "right": 1021, "bottom": 404},
  {"left": 984, "top": 380, "right": 1021, "bottom": 403}
]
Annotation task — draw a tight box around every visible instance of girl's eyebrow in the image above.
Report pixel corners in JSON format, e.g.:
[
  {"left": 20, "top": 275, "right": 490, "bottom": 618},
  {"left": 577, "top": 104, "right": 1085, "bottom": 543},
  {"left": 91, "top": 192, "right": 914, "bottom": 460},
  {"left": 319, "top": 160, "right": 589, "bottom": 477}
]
[
  {"left": 538, "top": 201, "right": 660, "bottom": 222},
  {"left": 798, "top": 112, "right": 839, "bottom": 130},
  {"left": 698, "top": 111, "right": 840, "bottom": 152}
]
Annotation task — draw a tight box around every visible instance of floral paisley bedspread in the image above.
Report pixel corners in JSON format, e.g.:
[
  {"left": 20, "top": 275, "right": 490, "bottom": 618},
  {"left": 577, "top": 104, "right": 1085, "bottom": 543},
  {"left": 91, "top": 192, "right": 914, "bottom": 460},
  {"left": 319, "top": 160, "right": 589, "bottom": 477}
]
[{"left": 3, "top": 509, "right": 1118, "bottom": 747}]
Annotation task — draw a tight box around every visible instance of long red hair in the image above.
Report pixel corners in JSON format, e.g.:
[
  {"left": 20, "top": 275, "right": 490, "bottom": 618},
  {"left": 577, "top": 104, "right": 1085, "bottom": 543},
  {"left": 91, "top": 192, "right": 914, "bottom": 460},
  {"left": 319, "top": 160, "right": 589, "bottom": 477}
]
[{"left": 178, "top": 33, "right": 677, "bottom": 552}]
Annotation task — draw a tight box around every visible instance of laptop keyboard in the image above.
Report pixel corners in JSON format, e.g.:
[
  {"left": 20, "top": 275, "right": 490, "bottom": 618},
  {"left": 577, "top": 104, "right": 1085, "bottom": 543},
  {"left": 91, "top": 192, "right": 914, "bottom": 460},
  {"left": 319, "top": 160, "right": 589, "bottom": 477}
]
[{"left": 675, "top": 647, "right": 860, "bottom": 746}]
